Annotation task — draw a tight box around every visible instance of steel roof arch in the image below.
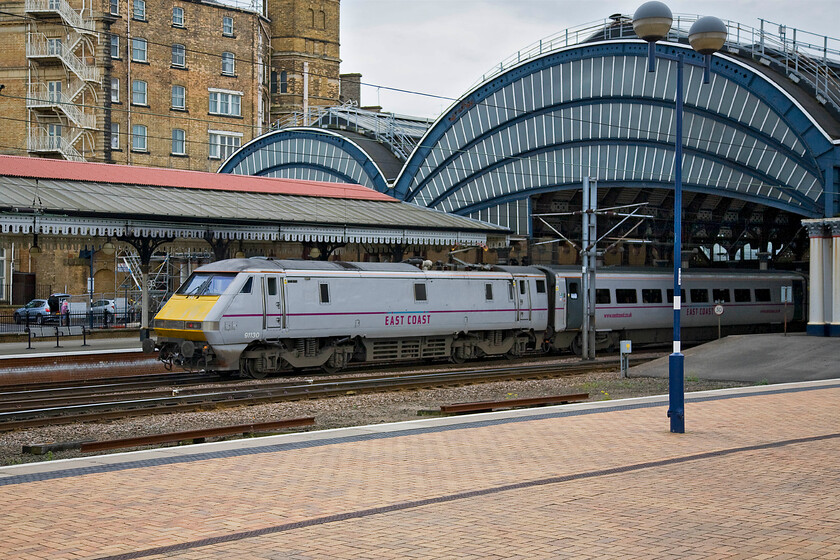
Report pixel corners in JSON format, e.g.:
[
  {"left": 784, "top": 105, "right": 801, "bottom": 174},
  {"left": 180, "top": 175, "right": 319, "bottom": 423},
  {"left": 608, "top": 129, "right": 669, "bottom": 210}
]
[
  {"left": 393, "top": 40, "right": 838, "bottom": 220},
  {"left": 218, "top": 127, "right": 390, "bottom": 192}
]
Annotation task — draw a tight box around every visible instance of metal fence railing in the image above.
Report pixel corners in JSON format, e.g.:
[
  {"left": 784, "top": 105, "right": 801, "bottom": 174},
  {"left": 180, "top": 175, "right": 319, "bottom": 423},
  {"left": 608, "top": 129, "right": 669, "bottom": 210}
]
[{"left": 0, "top": 309, "right": 139, "bottom": 334}]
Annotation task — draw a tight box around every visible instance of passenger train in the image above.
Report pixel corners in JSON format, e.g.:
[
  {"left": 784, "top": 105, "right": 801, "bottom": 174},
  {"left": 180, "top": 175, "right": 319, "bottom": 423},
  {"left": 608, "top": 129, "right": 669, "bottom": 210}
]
[{"left": 144, "top": 258, "right": 807, "bottom": 377}]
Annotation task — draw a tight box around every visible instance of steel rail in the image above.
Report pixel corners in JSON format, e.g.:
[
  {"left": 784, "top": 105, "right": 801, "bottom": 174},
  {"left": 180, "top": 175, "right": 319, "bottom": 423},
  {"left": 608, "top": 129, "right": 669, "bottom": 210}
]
[{"left": 0, "top": 359, "right": 643, "bottom": 432}]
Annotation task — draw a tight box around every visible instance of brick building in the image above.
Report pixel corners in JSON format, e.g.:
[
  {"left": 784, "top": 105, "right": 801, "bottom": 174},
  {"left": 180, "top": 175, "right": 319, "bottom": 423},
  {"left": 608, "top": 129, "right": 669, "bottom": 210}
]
[{"left": 0, "top": 0, "right": 341, "bottom": 171}]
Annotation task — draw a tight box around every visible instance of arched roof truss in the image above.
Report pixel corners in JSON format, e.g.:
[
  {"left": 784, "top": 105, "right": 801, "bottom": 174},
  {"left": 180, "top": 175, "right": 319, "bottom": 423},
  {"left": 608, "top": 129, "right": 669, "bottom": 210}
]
[
  {"left": 395, "top": 41, "right": 837, "bottom": 232},
  {"left": 219, "top": 128, "right": 390, "bottom": 192}
]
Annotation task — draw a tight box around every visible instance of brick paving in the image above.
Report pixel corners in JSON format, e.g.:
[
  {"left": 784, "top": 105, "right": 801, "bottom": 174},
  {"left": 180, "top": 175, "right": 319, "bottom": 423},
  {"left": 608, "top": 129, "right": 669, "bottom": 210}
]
[{"left": 0, "top": 382, "right": 838, "bottom": 559}]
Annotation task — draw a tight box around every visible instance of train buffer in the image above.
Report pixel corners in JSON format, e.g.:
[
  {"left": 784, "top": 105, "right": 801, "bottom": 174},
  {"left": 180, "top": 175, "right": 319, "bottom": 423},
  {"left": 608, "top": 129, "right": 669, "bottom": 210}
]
[{"left": 424, "top": 393, "right": 590, "bottom": 416}]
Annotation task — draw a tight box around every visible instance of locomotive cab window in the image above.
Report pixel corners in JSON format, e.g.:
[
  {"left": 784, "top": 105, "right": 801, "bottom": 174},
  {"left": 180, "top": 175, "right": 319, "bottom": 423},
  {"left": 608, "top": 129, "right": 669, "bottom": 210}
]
[
  {"left": 414, "top": 283, "right": 427, "bottom": 302},
  {"left": 642, "top": 289, "right": 662, "bottom": 303},
  {"left": 177, "top": 272, "right": 236, "bottom": 296},
  {"left": 535, "top": 279, "right": 546, "bottom": 293},
  {"left": 485, "top": 283, "right": 493, "bottom": 301},
  {"left": 755, "top": 288, "right": 771, "bottom": 302},
  {"left": 712, "top": 288, "right": 731, "bottom": 303},
  {"left": 240, "top": 276, "right": 252, "bottom": 294},
  {"left": 690, "top": 289, "right": 709, "bottom": 303},
  {"left": 595, "top": 289, "right": 610, "bottom": 304},
  {"left": 319, "top": 283, "right": 330, "bottom": 304},
  {"left": 266, "top": 277, "right": 278, "bottom": 296},
  {"left": 615, "top": 289, "right": 637, "bottom": 304},
  {"left": 734, "top": 288, "right": 751, "bottom": 302}
]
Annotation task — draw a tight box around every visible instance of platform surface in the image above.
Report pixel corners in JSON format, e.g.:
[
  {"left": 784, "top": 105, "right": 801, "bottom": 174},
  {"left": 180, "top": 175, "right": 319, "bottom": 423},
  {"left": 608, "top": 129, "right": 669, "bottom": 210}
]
[
  {"left": 1, "top": 378, "right": 838, "bottom": 559},
  {"left": 0, "top": 335, "right": 142, "bottom": 359},
  {"left": 629, "top": 332, "right": 840, "bottom": 383}
]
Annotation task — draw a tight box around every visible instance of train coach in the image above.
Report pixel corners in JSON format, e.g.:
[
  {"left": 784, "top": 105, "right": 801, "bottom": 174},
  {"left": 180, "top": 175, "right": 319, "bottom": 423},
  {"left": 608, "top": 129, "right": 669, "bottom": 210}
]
[
  {"left": 539, "top": 266, "right": 807, "bottom": 354},
  {"left": 144, "top": 258, "right": 807, "bottom": 377}
]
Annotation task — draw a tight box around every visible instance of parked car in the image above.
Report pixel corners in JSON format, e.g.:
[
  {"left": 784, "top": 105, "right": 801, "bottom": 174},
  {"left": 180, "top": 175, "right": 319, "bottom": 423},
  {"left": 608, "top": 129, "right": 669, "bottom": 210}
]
[
  {"left": 91, "top": 299, "right": 116, "bottom": 318},
  {"left": 14, "top": 299, "right": 54, "bottom": 324}
]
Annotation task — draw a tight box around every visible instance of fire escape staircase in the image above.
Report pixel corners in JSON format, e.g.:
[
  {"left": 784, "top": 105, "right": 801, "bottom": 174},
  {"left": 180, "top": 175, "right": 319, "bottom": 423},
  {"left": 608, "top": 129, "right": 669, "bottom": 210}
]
[{"left": 24, "top": 0, "right": 99, "bottom": 161}]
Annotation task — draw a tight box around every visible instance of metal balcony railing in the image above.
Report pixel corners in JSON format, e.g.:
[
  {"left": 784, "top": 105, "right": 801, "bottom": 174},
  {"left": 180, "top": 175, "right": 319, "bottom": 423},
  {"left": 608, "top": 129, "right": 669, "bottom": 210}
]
[
  {"left": 26, "top": 33, "right": 100, "bottom": 83},
  {"left": 24, "top": 0, "right": 95, "bottom": 35},
  {"left": 28, "top": 128, "right": 85, "bottom": 161},
  {"left": 27, "top": 83, "right": 96, "bottom": 129}
]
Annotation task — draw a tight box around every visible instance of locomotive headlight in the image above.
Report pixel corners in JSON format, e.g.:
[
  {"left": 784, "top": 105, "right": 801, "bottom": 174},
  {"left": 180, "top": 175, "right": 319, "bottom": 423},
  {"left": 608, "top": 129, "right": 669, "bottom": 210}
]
[
  {"left": 185, "top": 321, "right": 202, "bottom": 330},
  {"left": 202, "top": 321, "right": 219, "bottom": 331}
]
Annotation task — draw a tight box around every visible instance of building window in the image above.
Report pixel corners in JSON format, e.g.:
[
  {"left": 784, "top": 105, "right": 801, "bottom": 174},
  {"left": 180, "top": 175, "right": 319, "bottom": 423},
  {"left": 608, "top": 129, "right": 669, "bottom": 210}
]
[
  {"left": 47, "top": 123, "right": 62, "bottom": 149},
  {"left": 110, "top": 78, "right": 119, "bottom": 103},
  {"left": 222, "top": 16, "right": 233, "bottom": 36},
  {"left": 208, "top": 90, "right": 241, "bottom": 116},
  {"left": 110, "top": 35, "right": 120, "bottom": 58},
  {"left": 109, "top": 0, "right": 119, "bottom": 16},
  {"left": 172, "top": 6, "right": 184, "bottom": 27},
  {"left": 208, "top": 132, "right": 241, "bottom": 160},
  {"left": 132, "top": 124, "right": 147, "bottom": 151},
  {"left": 171, "top": 44, "right": 185, "bottom": 67},
  {"left": 133, "top": 0, "right": 145, "bottom": 20},
  {"left": 47, "top": 80, "right": 62, "bottom": 103},
  {"left": 111, "top": 122, "right": 120, "bottom": 149},
  {"left": 280, "top": 70, "right": 287, "bottom": 93},
  {"left": 47, "top": 37, "right": 62, "bottom": 55},
  {"left": 171, "top": 85, "right": 185, "bottom": 109},
  {"left": 221, "top": 52, "right": 235, "bottom": 75},
  {"left": 132, "top": 79, "right": 147, "bottom": 105},
  {"left": 171, "top": 129, "right": 185, "bottom": 155},
  {"left": 131, "top": 38, "right": 147, "bottom": 62}
]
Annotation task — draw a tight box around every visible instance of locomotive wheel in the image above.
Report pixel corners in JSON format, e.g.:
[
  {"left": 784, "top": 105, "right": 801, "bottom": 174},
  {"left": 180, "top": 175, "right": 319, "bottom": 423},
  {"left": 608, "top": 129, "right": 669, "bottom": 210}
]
[{"left": 241, "top": 358, "right": 269, "bottom": 380}]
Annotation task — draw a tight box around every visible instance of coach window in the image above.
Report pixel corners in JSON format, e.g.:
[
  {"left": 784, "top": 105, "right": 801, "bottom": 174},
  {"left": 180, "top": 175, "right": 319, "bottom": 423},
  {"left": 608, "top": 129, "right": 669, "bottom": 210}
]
[
  {"left": 666, "top": 289, "right": 686, "bottom": 303},
  {"left": 240, "top": 277, "right": 252, "bottom": 294},
  {"left": 642, "top": 289, "right": 662, "bottom": 303},
  {"left": 734, "top": 288, "right": 751, "bottom": 302},
  {"left": 267, "top": 277, "right": 277, "bottom": 296},
  {"left": 485, "top": 283, "right": 493, "bottom": 301},
  {"left": 754, "top": 288, "right": 771, "bottom": 302},
  {"left": 520, "top": 281, "right": 526, "bottom": 295},
  {"left": 595, "top": 289, "right": 611, "bottom": 304},
  {"left": 690, "top": 289, "right": 709, "bottom": 303},
  {"left": 568, "top": 282, "right": 578, "bottom": 299},
  {"left": 535, "top": 279, "right": 546, "bottom": 293},
  {"left": 414, "top": 283, "right": 427, "bottom": 302},
  {"left": 712, "top": 288, "right": 730, "bottom": 303},
  {"left": 319, "top": 283, "right": 330, "bottom": 304},
  {"left": 615, "top": 289, "right": 637, "bottom": 304},
  {"left": 508, "top": 281, "right": 515, "bottom": 300}
]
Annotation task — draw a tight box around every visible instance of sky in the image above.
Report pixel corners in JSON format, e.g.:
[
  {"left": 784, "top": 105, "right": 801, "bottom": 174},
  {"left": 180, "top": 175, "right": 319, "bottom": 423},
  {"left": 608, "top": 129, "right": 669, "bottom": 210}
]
[{"left": 339, "top": 0, "right": 839, "bottom": 119}]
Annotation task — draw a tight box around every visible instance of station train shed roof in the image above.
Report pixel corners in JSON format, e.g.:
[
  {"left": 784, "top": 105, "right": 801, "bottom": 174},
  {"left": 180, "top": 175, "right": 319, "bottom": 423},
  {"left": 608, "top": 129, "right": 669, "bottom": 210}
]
[{"left": 0, "top": 155, "right": 508, "bottom": 250}]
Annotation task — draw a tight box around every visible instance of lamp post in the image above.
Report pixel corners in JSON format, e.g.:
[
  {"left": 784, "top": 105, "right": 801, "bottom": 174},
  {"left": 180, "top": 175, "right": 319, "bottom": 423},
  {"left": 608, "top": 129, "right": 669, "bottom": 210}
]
[{"left": 632, "top": 2, "right": 727, "bottom": 433}]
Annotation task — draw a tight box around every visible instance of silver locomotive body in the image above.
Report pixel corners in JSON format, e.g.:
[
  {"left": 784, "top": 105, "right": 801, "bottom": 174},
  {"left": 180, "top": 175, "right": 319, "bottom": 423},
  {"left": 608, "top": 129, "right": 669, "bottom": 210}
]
[{"left": 153, "top": 259, "right": 549, "bottom": 377}]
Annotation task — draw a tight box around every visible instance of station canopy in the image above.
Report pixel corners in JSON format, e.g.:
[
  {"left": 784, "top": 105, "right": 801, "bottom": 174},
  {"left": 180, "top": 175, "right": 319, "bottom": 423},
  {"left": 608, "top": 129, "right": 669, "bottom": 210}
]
[{"left": 0, "top": 155, "right": 508, "bottom": 252}]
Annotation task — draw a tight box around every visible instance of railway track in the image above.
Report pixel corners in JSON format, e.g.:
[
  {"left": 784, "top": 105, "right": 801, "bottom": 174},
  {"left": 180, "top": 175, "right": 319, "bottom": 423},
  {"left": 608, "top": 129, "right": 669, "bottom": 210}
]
[{"left": 0, "top": 357, "right": 653, "bottom": 432}]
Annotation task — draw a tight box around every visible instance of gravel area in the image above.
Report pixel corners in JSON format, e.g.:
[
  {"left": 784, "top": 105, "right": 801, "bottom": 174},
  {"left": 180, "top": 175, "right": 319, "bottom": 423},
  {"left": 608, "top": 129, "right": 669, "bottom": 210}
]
[{"left": 0, "top": 357, "right": 749, "bottom": 467}]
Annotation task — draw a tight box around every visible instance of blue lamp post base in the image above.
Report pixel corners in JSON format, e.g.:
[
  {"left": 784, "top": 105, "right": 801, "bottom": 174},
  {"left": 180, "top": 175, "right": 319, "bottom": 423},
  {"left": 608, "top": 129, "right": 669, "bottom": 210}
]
[{"left": 667, "top": 352, "right": 685, "bottom": 433}]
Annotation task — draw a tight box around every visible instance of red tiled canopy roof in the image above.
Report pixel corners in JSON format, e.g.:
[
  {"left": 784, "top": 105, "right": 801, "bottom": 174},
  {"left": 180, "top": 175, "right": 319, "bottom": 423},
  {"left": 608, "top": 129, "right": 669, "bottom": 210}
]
[{"left": 0, "top": 155, "right": 398, "bottom": 202}]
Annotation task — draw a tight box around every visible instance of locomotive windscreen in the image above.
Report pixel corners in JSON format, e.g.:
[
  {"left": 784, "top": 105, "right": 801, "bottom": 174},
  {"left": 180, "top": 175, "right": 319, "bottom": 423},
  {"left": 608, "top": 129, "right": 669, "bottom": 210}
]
[{"left": 176, "top": 272, "right": 237, "bottom": 296}]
